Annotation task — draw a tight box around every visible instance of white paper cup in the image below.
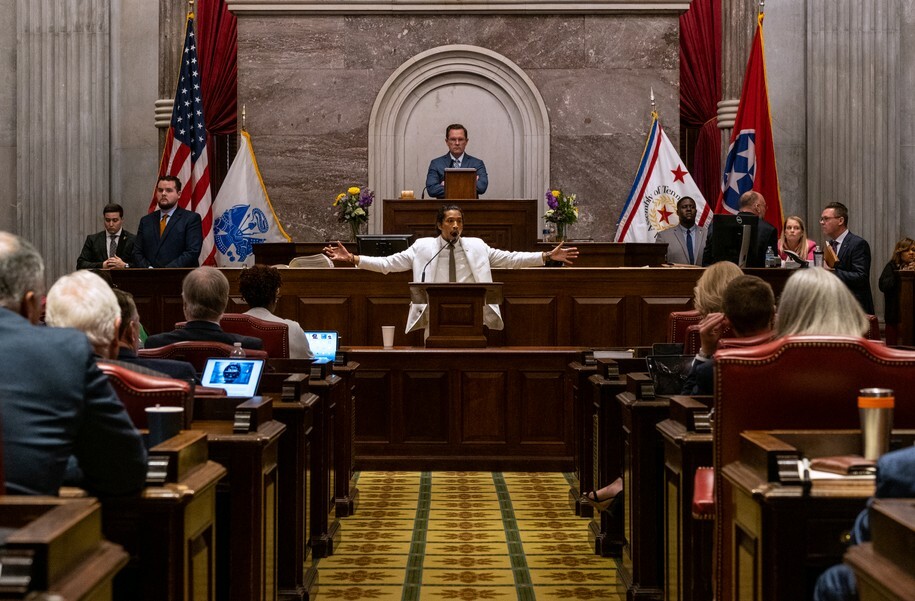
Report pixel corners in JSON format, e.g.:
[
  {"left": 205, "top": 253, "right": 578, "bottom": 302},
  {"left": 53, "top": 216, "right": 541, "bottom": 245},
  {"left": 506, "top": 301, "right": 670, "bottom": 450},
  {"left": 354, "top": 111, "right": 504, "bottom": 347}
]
[{"left": 382, "top": 325, "right": 395, "bottom": 349}]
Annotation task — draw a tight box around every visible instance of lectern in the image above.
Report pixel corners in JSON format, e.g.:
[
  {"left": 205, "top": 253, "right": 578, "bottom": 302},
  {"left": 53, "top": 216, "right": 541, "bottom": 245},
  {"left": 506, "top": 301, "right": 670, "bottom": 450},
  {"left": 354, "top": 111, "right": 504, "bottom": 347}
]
[
  {"left": 444, "top": 168, "right": 478, "bottom": 199},
  {"left": 410, "top": 282, "right": 502, "bottom": 348}
]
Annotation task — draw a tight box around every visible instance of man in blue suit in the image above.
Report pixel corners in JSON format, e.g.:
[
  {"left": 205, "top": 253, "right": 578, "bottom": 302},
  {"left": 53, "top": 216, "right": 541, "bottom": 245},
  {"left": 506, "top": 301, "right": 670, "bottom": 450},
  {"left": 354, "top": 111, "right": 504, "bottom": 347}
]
[
  {"left": 133, "top": 175, "right": 203, "bottom": 268},
  {"left": 425, "top": 124, "right": 488, "bottom": 199},
  {"left": 821, "top": 201, "right": 875, "bottom": 314}
]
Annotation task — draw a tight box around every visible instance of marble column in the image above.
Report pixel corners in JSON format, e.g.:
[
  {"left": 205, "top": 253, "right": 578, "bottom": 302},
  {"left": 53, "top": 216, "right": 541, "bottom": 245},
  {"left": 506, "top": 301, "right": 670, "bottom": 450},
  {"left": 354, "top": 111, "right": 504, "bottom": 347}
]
[
  {"left": 716, "top": 0, "right": 758, "bottom": 149},
  {"left": 16, "top": 0, "right": 110, "bottom": 282}
]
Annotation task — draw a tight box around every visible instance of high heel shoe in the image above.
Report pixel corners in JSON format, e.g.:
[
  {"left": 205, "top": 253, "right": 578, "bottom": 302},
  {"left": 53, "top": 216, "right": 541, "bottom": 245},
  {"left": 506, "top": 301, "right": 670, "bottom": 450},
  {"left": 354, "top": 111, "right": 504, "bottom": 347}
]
[{"left": 580, "top": 490, "right": 620, "bottom": 514}]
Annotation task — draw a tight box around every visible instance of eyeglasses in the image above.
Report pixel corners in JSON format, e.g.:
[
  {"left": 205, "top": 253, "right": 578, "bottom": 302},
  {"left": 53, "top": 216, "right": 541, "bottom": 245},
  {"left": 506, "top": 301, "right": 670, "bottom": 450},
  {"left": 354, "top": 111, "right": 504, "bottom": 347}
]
[{"left": 819, "top": 216, "right": 837, "bottom": 223}]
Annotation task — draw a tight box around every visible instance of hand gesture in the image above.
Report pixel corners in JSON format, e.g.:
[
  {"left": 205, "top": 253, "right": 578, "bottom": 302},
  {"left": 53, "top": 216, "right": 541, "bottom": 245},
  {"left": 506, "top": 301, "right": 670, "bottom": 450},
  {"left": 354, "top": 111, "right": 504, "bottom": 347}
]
[
  {"left": 547, "top": 242, "right": 579, "bottom": 266},
  {"left": 103, "top": 256, "right": 127, "bottom": 269},
  {"left": 323, "top": 241, "right": 354, "bottom": 264},
  {"left": 698, "top": 312, "right": 728, "bottom": 358}
]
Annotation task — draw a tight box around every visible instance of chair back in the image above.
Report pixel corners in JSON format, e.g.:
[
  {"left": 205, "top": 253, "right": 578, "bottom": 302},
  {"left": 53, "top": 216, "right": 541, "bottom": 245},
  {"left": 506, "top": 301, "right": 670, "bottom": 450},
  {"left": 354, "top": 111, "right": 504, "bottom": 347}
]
[
  {"left": 138, "top": 341, "right": 268, "bottom": 373},
  {"left": 667, "top": 309, "right": 702, "bottom": 344},
  {"left": 288, "top": 254, "right": 333, "bottom": 268},
  {"left": 683, "top": 323, "right": 734, "bottom": 355},
  {"left": 98, "top": 362, "right": 194, "bottom": 429},
  {"left": 866, "top": 314, "right": 881, "bottom": 340},
  {"left": 220, "top": 313, "right": 290, "bottom": 358},
  {"left": 713, "top": 335, "right": 915, "bottom": 599}
]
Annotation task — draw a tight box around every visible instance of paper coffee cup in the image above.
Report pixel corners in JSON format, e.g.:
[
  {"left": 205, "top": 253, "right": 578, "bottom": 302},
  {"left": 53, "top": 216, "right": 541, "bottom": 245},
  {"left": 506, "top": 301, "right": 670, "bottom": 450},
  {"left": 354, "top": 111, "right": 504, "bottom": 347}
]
[{"left": 382, "top": 325, "right": 395, "bottom": 349}]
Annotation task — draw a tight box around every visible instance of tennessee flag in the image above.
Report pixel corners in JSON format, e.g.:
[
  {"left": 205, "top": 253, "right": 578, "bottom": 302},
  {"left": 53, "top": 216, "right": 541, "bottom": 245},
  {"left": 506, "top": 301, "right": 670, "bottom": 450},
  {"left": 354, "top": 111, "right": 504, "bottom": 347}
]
[
  {"left": 212, "top": 131, "right": 291, "bottom": 267},
  {"left": 717, "top": 12, "right": 783, "bottom": 234},
  {"left": 615, "top": 112, "right": 710, "bottom": 243}
]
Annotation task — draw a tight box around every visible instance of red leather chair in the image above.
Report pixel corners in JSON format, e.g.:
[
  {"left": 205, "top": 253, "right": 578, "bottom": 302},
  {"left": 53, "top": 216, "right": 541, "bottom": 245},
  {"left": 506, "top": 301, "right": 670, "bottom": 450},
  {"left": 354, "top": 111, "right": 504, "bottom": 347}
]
[
  {"left": 98, "top": 362, "right": 193, "bottom": 430},
  {"left": 219, "top": 313, "right": 289, "bottom": 359},
  {"left": 683, "top": 323, "right": 735, "bottom": 355},
  {"left": 667, "top": 309, "right": 702, "bottom": 344},
  {"left": 712, "top": 336, "right": 915, "bottom": 599},
  {"left": 138, "top": 341, "right": 268, "bottom": 373},
  {"left": 866, "top": 314, "right": 881, "bottom": 341}
]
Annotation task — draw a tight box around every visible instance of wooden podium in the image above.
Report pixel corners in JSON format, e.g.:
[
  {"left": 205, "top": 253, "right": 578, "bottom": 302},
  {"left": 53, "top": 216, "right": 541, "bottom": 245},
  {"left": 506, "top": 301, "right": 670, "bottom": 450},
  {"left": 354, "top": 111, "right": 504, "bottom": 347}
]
[
  {"left": 410, "top": 282, "right": 502, "bottom": 348},
  {"left": 444, "top": 168, "right": 478, "bottom": 199}
]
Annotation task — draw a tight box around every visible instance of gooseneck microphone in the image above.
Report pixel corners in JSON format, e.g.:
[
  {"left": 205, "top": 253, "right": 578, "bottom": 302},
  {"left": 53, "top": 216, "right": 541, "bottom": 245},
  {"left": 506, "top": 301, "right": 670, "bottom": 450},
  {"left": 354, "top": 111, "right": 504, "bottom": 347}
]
[{"left": 420, "top": 233, "right": 457, "bottom": 282}]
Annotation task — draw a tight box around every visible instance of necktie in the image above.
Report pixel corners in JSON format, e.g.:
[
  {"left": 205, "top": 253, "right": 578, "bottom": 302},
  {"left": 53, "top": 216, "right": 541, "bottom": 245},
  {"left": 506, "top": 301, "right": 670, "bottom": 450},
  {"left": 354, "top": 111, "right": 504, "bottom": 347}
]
[
  {"left": 448, "top": 244, "right": 457, "bottom": 282},
  {"left": 829, "top": 239, "right": 839, "bottom": 254},
  {"left": 685, "top": 229, "right": 694, "bottom": 264},
  {"left": 108, "top": 235, "right": 117, "bottom": 258},
  {"left": 159, "top": 213, "right": 168, "bottom": 236},
  {"left": 452, "top": 158, "right": 461, "bottom": 168}
]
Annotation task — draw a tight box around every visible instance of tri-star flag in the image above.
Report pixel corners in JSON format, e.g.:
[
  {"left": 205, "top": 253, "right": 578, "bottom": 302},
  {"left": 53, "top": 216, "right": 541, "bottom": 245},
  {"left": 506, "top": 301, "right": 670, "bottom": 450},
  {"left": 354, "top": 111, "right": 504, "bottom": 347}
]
[
  {"left": 716, "top": 11, "right": 783, "bottom": 234},
  {"left": 151, "top": 14, "right": 215, "bottom": 265},
  {"left": 614, "top": 112, "right": 710, "bottom": 243}
]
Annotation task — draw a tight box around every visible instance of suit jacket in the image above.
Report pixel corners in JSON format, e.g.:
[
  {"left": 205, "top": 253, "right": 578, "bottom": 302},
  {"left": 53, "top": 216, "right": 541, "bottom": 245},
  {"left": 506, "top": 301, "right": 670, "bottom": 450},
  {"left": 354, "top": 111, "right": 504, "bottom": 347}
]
[
  {"left": 656, "top": 225, "right": 707, "bottom": 266},
  {"left": 76, "top": 229, "right": 136, "bottom": 270},
  {"left": 133, "top": 206, "right": 203, "bottom": 268},
  {"left": 701, "top": 211, "right": 779, "bottom": 268},
  {"left": 144, "top": 320, "right": 263, "bottom": 351},
  {"left": 425, "top": 153, "right": 489, "bottom": 199},
  {"left": 878, "top": 260, "right": 902, "bottom": 324},
  {"left": 0, "top": 308, "right": 147, "bottom": 497},
  {"left": 116, "top": 347, "right": 198, "bottom": 382},
  {"left": 829, "top": 231, "right": 874, "bottom": 314},
  {"left": 357, "top": 236, "right": 543, "bottom": 332}
]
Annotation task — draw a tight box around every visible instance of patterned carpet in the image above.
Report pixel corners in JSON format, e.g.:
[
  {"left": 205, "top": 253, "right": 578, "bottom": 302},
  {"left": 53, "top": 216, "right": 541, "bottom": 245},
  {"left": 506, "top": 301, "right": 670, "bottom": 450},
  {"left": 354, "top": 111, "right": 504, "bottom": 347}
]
[{"left": 314, "top": 471, "right": 625, "bottom": 600}]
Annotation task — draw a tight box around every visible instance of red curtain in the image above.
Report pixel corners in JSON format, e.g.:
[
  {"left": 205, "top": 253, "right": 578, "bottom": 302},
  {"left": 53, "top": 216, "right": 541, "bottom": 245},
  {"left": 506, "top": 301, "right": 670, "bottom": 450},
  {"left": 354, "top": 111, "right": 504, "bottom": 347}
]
[
  {"left": 679, "top": 0, "right": 721, "bottom": 206},
  {"left": 197, "top": 0, "right": 237, "bottom": 135}
]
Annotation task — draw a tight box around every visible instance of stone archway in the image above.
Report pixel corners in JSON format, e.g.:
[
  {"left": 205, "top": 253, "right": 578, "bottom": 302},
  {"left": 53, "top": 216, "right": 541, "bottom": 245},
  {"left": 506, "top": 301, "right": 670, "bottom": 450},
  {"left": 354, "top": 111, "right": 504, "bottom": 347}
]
[{"left": 368, "top": 45, "right": 550, "bottom": 232}]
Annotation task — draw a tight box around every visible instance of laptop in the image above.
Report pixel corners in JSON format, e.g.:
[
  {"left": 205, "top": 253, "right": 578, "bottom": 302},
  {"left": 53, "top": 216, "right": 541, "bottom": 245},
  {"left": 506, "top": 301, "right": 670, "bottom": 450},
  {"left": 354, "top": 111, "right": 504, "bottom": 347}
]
[
  {"left": 200, "top": 358, "right": 266, "bottom": 398},
  {"left": 304, "top": 331, "right": 339, "bottom": 378},
  {"left": 645, "top": 355, "right": 694, "bottom": 396}
]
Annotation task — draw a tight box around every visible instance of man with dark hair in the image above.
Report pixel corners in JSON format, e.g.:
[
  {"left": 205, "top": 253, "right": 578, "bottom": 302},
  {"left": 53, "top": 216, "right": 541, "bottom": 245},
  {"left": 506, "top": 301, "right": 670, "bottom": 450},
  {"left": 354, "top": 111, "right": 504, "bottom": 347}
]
[
  {"left": 0, "top": 231, "right": 146, "bottom": 497},
  {"left": 76, "top": 203, "right": 136, "bottom": 270},
  {"left": 133, "top": 175, "right": 203, "bottom": 268},
  {"left": 683, "top": 275, "right": 776, "bottom": 395},
  {"left": 424, "top": 124, "right": 489, "bottom": 199},
  {"left": 239, "top": 265, "right": 313, "bottom": 359},
  {"left": 820, "top": 201, "right": 874, "bottom": 314},
  {"left": 655, "top": 196, "right": 707, "bottom": 265},
  {"left": 144, "top": 266, "right": 262, "bottom": 350},
  {"left": 323, "top": 205, "right": 578, "bottom": 334},
  {"left": 702, "top": 190, "right": 779, "bottom": 268}
]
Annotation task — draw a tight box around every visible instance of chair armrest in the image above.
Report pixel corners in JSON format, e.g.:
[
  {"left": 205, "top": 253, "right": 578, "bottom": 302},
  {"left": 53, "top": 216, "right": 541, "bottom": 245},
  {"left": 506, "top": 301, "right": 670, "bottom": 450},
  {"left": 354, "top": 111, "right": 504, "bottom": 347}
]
[{"left": 692, "top": 466, "right": 715, "bottom": 520}]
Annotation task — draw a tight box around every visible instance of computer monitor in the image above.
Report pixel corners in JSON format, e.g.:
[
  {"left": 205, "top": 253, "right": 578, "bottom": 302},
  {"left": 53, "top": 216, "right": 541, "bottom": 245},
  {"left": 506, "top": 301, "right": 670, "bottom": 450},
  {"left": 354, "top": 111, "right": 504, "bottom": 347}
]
[
  {"left": 357, "top": 234, "right": 414, "bottom": 257},
  {"left": 710, "top": 214, "right": 759, "bottom": 267}
]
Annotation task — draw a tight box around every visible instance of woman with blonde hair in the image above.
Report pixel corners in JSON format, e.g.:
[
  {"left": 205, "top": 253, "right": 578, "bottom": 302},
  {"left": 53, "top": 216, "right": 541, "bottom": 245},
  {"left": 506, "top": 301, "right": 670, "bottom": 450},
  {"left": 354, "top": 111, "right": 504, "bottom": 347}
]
[
  {"left": 878, "top": 237, "right": 915, "bottom": 345},
  {"left": 693, "top": 261, "right": 743, "bottom": 315},
  {"left": 776, "top": 268, "right": 869, "bottom": 337},
  {"left": 778, "top": 215, "right": 817, "bottom": 262}
]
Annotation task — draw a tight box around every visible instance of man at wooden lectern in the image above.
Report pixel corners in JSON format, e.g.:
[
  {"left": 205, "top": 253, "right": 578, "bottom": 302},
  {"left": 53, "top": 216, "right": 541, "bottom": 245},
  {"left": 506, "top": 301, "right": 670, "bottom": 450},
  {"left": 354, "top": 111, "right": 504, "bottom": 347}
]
[
  {"left": 323, "top": 205, "right": 578, "bottom": 334},
  {"left": 424, "top": 124, "right": 489, "bottom": 199}
]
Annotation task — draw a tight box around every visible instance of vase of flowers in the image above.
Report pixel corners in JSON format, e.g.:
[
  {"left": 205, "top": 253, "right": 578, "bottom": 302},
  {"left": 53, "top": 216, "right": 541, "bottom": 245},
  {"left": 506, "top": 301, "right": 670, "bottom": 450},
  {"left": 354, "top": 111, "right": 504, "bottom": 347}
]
[
  {"left": 544, "top": 189, "right": 578, "bottom": 241},
  {"left": 334, "top": 186, "right": 374, "bottom": 241}
]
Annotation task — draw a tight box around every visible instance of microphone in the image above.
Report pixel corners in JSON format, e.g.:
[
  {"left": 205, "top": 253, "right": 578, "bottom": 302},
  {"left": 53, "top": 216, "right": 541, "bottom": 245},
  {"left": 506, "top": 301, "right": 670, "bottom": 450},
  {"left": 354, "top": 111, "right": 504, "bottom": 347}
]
[
  {"left": 421, "top": 186, "right": 427, "bottom": 199},
  {"left": 421, "top": 233, "right": 457, "bottom": 282}
]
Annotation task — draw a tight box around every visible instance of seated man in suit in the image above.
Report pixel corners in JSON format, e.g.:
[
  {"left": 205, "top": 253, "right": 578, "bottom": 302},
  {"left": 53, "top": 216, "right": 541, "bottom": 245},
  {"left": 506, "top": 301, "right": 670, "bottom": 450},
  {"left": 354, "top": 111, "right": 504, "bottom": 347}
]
[
  {"left": 76, "top": 203, "right": 136, "bottom": 270},
  {"left": 655, "top": 196, "right": 707, "bottom": 265},
  {"left": 45, "top": 270, "right": 123, "bottom": 360},
  {"left": 132, "top": 175, "right": 203, "bottom": 268},
  {"left": 820, "top": 201, "right": 875, "bottom": 314},
  {"left": 702, "top": 190, "right": 779, "bottom": 268},
  {"left": 145, "top": 266, "right": 263, "bottom": 350},
  {"left": 323, "top": 205, "right": 578, "bottom": 334},
  {"left": 0, "top": 232, "right": 146, "bottom": 497},
  {"left": 424, "top": 124, "right": 489, "bottom": 199}
]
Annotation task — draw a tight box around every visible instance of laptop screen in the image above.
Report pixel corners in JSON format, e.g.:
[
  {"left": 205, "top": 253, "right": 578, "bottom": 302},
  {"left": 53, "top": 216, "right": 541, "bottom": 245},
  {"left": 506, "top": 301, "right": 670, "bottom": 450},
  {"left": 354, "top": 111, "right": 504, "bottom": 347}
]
[
  {"left": 200, "top": 358, "right": 265, "bottom": 397},
  {"left": 304, "top": 331, "right": 339, "bottom": 363}
]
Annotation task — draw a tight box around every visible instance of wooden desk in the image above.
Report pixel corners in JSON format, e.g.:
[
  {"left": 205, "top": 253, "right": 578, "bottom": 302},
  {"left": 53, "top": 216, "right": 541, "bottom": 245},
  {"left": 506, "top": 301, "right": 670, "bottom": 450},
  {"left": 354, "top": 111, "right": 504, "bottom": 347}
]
[
  {"left": 566, "top": 354, "right": 597, "bottom": 518},
  {"left": 845, "top": 499, "right": 915, "bottom": 601},
  {"left": 330, "top": 361, "right": 360, "bottom": 518},
  {"left": 349, "top": 346, "right": 581, "bottom": 471},
  {"left": 305, "top": 374, "right": 344, "bottom": 558},
  {"left": 534, "top": 241, "right": 667, "bottom": 267}
]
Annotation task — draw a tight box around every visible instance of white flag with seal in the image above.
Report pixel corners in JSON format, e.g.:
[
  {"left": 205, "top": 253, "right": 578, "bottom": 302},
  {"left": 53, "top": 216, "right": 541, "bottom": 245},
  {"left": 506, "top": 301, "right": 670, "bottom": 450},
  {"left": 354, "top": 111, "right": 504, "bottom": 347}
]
[{"left": 213, "top": 131, "right": 291, "bottom": 267}]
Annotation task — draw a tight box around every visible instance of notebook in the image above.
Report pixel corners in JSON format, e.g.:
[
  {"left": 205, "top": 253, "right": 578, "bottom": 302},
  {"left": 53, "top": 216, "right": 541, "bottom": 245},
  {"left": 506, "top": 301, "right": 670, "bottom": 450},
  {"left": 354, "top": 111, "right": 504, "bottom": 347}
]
[
  {"left": 200, "top": 358, "right": 265, "bottom": 398},
  {"left": 645, "top": 355, "right": 694, "bottom": 396},
  {"left": 304, "top": 331, "right": 339, "bottom": 365}
]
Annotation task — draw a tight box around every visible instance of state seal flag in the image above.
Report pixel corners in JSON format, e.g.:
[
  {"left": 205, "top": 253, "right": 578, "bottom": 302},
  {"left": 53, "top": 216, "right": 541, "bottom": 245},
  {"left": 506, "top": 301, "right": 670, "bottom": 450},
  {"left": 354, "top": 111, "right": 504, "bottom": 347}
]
[
  {"left": 212, "top": 130, "right": 291, "bottom": 267},
  {"left": 716, "top": 11, "right": 784, "bottom": 235},
  {"left": 614, "top": 112, "right": 710, "bottom": 243},
  {"left": 152, "top": 13, "right": 216, "bottom": 265}
]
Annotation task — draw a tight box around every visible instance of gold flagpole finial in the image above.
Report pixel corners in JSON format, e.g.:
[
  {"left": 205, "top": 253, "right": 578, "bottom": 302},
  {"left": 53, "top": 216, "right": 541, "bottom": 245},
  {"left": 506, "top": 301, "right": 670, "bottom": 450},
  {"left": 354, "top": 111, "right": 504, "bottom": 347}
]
[
  {"left": 188, "top": 0, "right": 194, "bottom": 19},
  {"left": 242, "top": 104, "right": 247, "bottom": 133},
  {"left": 650, "top": 87, "right": 656, "bottom": 111}
]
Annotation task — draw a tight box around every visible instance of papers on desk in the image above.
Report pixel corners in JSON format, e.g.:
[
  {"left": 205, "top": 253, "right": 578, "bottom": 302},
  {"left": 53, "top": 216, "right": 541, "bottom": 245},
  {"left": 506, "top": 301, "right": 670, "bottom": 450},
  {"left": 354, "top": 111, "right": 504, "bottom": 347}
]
[
  {"left": 798, "top": 457, "right": 876, "bottom": 481},
  {"left": 593, "top": 349, "right": 635, "bottom": 359}
]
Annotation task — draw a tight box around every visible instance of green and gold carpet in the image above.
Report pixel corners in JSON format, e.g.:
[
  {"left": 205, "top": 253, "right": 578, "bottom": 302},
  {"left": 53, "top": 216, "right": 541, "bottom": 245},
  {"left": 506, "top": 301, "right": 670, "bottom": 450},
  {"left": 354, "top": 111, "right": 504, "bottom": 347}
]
[{"left": 315, "top": 471, "right": 625, "bottom": 600}]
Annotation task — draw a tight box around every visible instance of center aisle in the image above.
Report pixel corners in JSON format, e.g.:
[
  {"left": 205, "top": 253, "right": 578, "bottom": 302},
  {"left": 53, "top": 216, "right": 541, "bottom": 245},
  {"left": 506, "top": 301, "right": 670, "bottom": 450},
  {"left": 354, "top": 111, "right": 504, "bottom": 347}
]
[{"left": 315, "top": 471, "right": 625, "bottom": 600}]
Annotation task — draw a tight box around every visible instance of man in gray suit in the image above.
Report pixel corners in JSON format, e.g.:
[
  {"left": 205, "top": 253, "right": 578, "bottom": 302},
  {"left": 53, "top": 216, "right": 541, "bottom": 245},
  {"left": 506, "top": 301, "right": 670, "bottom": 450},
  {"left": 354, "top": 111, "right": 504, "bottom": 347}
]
[{"left": 655, "top": 196, "right": 707, "bottom": 265}]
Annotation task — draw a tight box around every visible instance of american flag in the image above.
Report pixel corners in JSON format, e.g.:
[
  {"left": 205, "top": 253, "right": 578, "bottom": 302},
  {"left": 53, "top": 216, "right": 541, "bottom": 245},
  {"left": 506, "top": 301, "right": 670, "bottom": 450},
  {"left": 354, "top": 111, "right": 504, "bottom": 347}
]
[{"left": 152, "top": 14, "right": 215, "bottom": 265}]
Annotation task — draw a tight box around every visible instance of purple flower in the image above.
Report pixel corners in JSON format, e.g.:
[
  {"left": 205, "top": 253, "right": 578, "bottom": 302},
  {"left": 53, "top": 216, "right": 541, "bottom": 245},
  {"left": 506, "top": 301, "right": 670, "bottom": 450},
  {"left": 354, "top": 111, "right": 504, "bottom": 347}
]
[
  {"left": 546, "top": 191, "right": 559, "bottom": 210},
  {"left": 358, "top": 188, "right": 375, "bottom": 208}
]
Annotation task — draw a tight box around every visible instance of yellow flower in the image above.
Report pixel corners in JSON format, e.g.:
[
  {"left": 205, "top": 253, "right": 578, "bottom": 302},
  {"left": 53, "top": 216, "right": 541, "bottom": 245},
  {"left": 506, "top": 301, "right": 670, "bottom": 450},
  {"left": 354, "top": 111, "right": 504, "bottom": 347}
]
[
  {"left": 334, "top": 192, "right": 345, "bottom": 206},
  {"left": 551, "top": 190, "right": 560, "bottom": 198},
  {"left": 348, "top": 186, "right": 361, "bottom": 195}
]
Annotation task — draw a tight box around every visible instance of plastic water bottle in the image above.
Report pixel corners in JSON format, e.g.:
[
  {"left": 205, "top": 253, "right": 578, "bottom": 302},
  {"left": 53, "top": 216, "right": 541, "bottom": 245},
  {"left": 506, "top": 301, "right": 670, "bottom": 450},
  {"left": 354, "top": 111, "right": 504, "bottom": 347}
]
[
  {"left": 765, "top": 246, "right": 778, "bottom": 268},
  {"left": 230, "top": 342, "right": 246, "bottom": 358},
  {"left": 542, "top": 228, "right": 550, "bottom": 243},
  {"left": 813, "top": 245, "right": 824, "bottom": 267}
]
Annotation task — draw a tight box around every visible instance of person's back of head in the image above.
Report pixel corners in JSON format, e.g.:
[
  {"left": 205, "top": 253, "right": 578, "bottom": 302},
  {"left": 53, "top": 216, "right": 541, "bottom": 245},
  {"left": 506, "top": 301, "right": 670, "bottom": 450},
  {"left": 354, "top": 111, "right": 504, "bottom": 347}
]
[
  {"left": 738, "top": 191, "right": 762, "bottom": 212},
  {"left": 113, "top": 289, "right": 140, "bottom": 349},
  {"left": 776, "top": 268, "right": 869, "bottom": 337},
  {"left": 45, "top": 271, "right": 120, "bottom": 358},
  {"left": 694, "top": 261, "right": 743, "bottom": 315},
  {"left": 239, "top": 264, "right": 281, "bottom": 309},
  {"left": 0, "top": 232, "right": 45, "bottom": 322},
  {"left": 722, "top": 275, "right": 775, "bottom": 337},
  {"left": 183, "top": 266, "right": 229, "bottom": 322}
]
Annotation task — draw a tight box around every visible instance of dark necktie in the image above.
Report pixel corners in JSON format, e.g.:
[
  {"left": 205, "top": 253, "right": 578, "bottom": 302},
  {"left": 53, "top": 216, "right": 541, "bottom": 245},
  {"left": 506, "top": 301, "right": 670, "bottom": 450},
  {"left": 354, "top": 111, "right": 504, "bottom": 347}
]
[
  {"left": 685, "top": 229, "right": 694, "bottom": 264},
  {"left": 448, "top": 244, "right": 457, "bottom": 282},
  {"left": 829, "top": 239, "right": 839, "bottom": 254},
  {"left": 452, "top": 158, "right": 461, "bottom": 168},
  {"left": 108, "top": 235, "right": 117, "bottom": 258}
]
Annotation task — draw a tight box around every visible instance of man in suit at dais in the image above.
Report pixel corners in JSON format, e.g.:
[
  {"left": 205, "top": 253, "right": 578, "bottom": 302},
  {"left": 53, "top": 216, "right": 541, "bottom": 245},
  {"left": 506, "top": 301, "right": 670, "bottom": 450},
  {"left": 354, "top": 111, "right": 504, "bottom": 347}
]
[
  {"left": 76, "top": 203, "right": 136, "bottom": 270},
  {"left": 425, "top": 124, "right": 489, "bottom": 199},
  {"left": 820, "top": 201, "right": 875, "bottom": 314},
  {"left": 655, "top": 196, "right": 707, "bottom": 266},
  {"left": 133, "top": 175, "right": 203, "bottom": 268}
]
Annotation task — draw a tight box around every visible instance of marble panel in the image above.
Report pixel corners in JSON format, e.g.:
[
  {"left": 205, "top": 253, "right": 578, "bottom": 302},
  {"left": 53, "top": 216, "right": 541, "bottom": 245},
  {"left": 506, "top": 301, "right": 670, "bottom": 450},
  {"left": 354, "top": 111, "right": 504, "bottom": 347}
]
[
  {"left": 111, "top": 147, "right": 159, "bottom": 227},
  {"left": 584, "top": 15, "right": 678, "bottom": 70},
  {"left": 0, "top": 0, "right": 14, "bottom": 140},
  {"left": 0, "top": 146, "right": 15, "bottom": 233},
  {"left": 112, "top": 0, "right": 158, "bottom": 149},
  {"left": 773, "top": 143, "right": 807, "bottom": 222},
  {"left": 238, "top": 16, "right": 346, "bottom": 69},
  {"left": 765, "top": 0, "right": 807, "bottom": 148}
]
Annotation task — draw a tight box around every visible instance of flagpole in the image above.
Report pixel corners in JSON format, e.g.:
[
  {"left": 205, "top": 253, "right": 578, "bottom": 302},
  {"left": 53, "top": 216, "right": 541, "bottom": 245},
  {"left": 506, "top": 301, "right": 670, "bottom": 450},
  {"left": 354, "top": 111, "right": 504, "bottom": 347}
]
[{"left": 242, "top": 104, "right": 247, "bottom": 133}]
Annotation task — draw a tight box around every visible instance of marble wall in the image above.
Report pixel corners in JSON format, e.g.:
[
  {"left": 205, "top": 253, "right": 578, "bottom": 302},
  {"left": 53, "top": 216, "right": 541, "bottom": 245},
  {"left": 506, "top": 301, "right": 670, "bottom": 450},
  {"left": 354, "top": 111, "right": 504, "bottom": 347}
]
[
  {"left": 235, "top": 11, "right": 681, "bottom": 242},
  {"left": 0, "top": 1, "right": 16, "bottom": 234}
]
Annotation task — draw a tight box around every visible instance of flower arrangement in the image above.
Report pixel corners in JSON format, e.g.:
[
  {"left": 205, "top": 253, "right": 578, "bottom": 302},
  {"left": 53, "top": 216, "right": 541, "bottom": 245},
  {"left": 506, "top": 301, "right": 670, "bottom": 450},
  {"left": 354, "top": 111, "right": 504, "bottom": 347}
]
[
  {"left": 334, "top": 186, "right": 375, "bottom": 241},
  {"left": 543, "top": 189, "right": 578, "bottom": 240}
]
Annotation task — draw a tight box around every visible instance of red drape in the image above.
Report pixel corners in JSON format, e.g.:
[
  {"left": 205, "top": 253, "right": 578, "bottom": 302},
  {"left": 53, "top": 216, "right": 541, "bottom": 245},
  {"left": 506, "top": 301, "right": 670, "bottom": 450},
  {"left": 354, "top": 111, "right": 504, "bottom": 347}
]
[
  {"left": 679, "top": 0, "right": 721, "bottom": 207},
  {"left": 197, "top": 0, "right": 237, "bottom": 136}
]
